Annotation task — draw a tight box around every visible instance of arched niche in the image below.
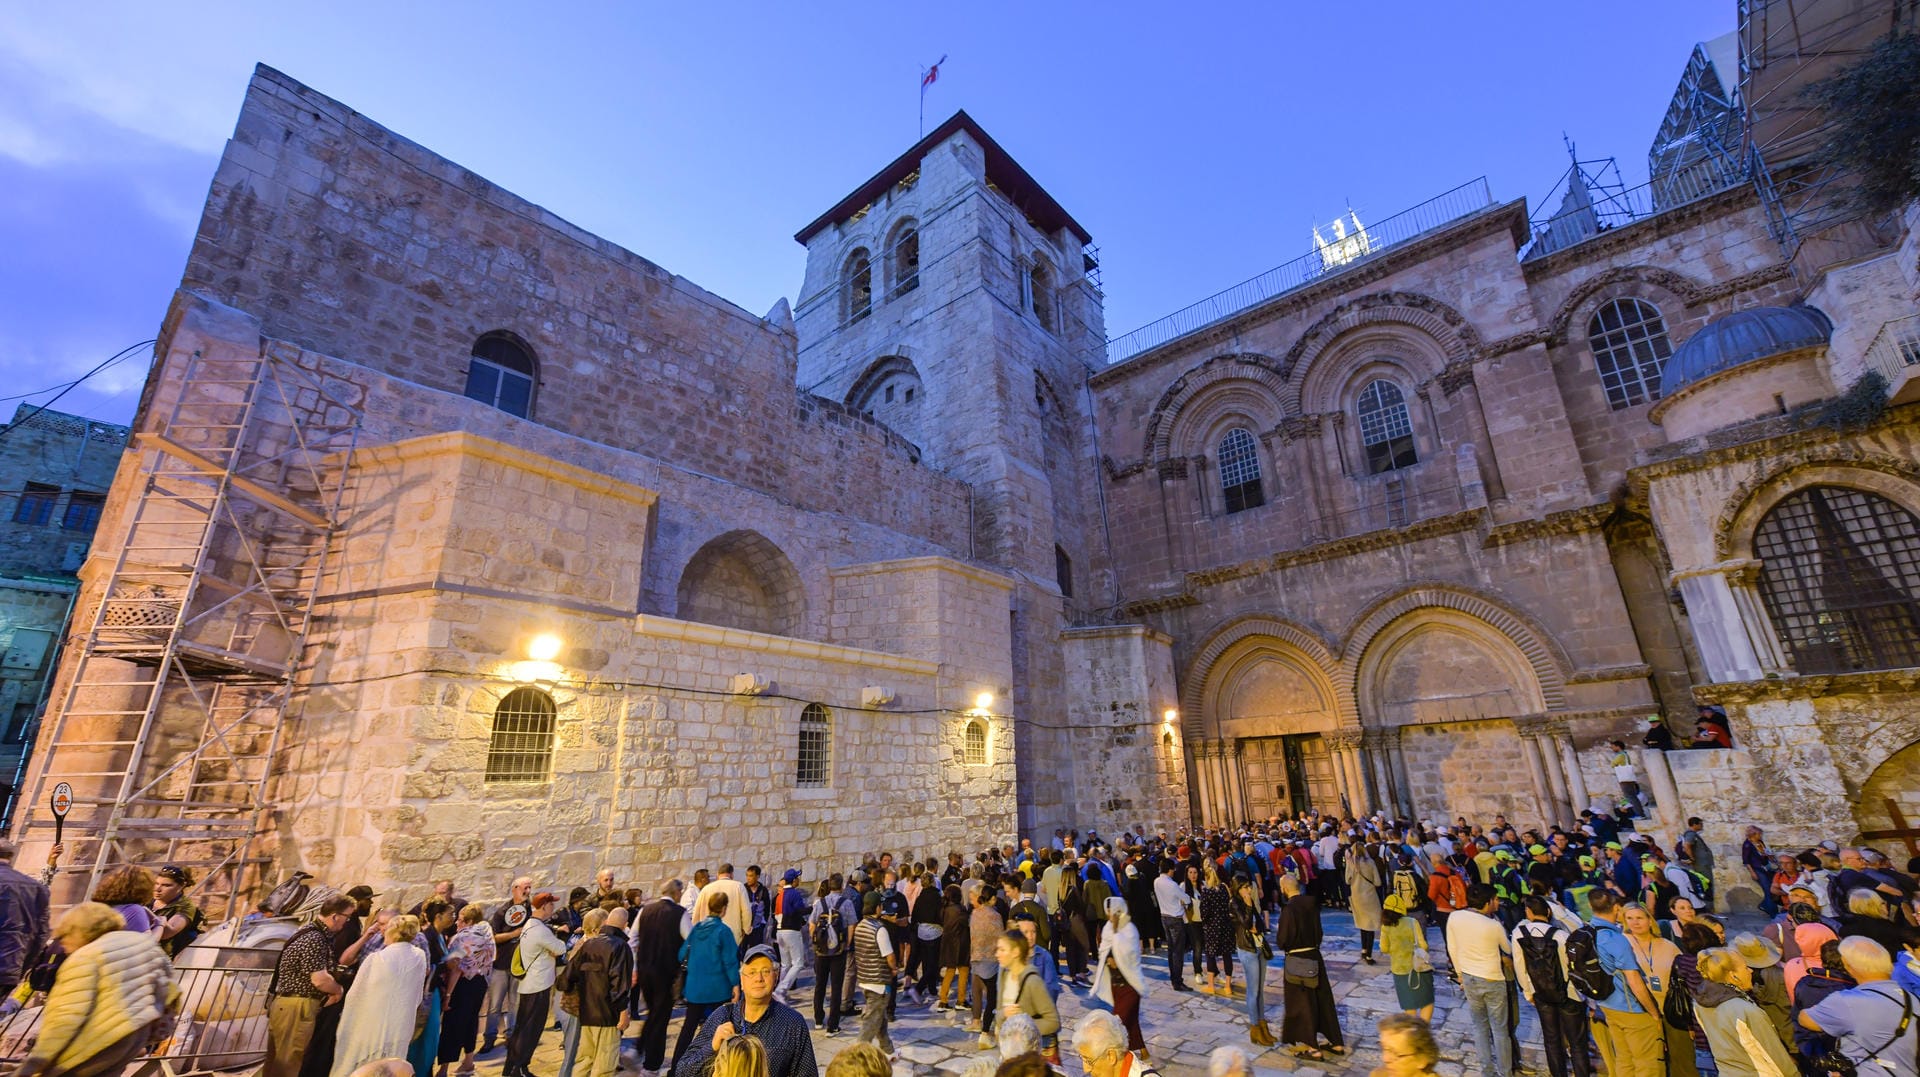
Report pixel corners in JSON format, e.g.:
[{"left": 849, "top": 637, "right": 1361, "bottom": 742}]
[
  {"left": 1356, "top": 608, "right": 1547, "bottom": 727},
  {"left": 674, "top": 529, "right": 806, "bottom": 638}
]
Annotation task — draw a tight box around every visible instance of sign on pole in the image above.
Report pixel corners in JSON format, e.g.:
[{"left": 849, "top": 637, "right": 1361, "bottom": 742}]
[{"left": 50, "top": 782, "right": 72, "bottom": 845}]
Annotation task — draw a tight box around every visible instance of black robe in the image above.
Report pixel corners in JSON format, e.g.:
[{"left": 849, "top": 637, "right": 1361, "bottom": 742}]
[{"left": 1274, "top": 894, "right": 1343, "bottom": 1049}]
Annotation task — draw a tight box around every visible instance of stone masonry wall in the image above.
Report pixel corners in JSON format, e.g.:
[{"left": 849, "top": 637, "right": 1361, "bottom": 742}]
[{"left": 1060, "top": 626, "right": 1188, "bottom": 836}]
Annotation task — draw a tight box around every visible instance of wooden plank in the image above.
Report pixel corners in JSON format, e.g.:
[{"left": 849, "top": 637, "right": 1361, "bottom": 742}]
[
  {"left": 1859, "top": 797, "right": 1920, "bottom": 857},
  {"left": 136, "top": 432, "right": 331, "bottom": 530}
]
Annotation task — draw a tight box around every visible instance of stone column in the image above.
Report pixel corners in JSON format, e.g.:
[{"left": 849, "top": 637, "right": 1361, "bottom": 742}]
[
  {"left": 1210, "top": 740, "right": 1234, "bottom": 826},
  {"left": 1536, "top": 720, "right": 1575, "bottom": 825},
  {"left": 1672, "top": 561, "right": 1787, "bottom": 682},
  {"left": 1727, "top": 563, "right": 1790, "bottom": 672},
  {"left": 1364, "top": 731, "right": 1398, "bottom": 819},
  {"left": 1557, "top": 733, "right": 1591, "bottom": 815},
  {"left": 1640, "top": 747, "right": 1684, "bottom": 832},
  {"left": 1157, "top": 458, "right": 1198, "bottom": 578},
  {"left": 1513, "top": 718, "right": 1557, "bottom": 830},
  {"left": 1227, "top": 739, "right": 1249, "bottom": 825},
  {"left": 1324, "top": 730, "right": 1356, "bottom": 816},
  {"left": 1386, "top": 731, "right": 1415, "bottom": 818},
  {"left": 1191, "top": 740, "right": 1216, "bottom": 827},
  {"left": 1437, "top": 363, "right": 1507, "bottom": 502}
]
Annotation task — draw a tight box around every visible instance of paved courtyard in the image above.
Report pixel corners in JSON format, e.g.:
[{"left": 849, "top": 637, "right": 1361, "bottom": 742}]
[{"left": 483, "top": 909, "right": 1593, "bottom": 1077}]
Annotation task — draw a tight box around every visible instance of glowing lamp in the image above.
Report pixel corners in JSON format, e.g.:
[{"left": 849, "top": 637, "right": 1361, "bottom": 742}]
[
  {"left": 1164, "top": 709, "right": 1178, "bottom": 724},
  {"left": 528, "top": 634, "right": 563, "bottom": 662},
  {"left": 975, "top": 692, "right": 994, "bottom": 711}
]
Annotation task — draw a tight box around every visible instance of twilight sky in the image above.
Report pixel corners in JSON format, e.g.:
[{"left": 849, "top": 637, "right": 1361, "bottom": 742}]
[{"left": 0, "top": 2, "right": 1734, "bottom": 426}]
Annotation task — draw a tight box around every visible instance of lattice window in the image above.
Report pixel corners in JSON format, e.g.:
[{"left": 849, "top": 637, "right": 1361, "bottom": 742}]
[
  {"left": 1754, "top": 485, "right": 1920, "bottom": 675},
  {"left": 465, "top": 333, "right": 536, "bottom": 419},
  {"left": 13, "top": 483, "right": 57, "bottom": 526},
  {"left": 964, "top": 719, "right": 989, "bottom": 766},
  {"left": 1357, "top": 380, "right": 1417, "bottom": 474},
  {"left": 798, "top": 703, "right": 832, "bottom": 787},
  {"left": 1587, "top": 298, "right": 1672, "bottom": 409},
  {"left": 485, "top": 687, "right": 556, "bottom": 783},
  {"left": 1218, "top": 427, "right": 1265, "bottom": 513}
]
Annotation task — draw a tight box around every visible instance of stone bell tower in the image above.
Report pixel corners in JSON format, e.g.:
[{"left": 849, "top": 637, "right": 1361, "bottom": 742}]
[{"left": 793, "top": 112, "right": 1151, "bottom": 834}]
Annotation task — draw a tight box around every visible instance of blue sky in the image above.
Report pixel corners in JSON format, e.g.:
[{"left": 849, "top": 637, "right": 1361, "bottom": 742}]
[{"left": 0, "top": 2, "right": 1734, "bottom": 426}]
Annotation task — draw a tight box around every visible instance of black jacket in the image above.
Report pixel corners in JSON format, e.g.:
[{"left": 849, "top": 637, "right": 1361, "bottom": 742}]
[
  {"left": 0, "top": 865, "right": 48, "bottom": 985},
  {"left": 569, "top": 925, "right": 633, "bottom": 1027},
  {"left": 634, "top": 897, "right": 685, "bottom": 982}
]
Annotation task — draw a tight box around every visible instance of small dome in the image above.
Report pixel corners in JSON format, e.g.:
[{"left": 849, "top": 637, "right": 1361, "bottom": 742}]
[{"left": 1661, "top": 304, "right": 1831, "bottom": 396}]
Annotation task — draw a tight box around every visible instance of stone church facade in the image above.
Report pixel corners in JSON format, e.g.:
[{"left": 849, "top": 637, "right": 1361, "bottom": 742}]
[{"left": 18, "top": 8, "right": 1920, "bottom": 908}]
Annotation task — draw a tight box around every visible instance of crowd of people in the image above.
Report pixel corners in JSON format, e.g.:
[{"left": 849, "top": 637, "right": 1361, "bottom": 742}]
[{"left": 0, "top": 802, "right": 1918, "bottom": 1077}]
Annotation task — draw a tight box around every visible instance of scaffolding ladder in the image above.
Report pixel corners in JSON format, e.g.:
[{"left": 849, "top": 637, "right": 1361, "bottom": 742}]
[{"left": 14, "top": 344, "right": 359, "bottom": 916}]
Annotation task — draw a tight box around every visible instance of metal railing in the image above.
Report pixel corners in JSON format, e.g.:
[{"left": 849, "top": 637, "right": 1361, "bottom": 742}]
[
  {"left": 1524, "top": 159, "right": 1747, "bottom": 261},
  {"left": 1864, "top": 312, "right": 1920, "bottom": 384},
  {"left": 1105, "top": 178, "right": 1496, "bottom": 363}
]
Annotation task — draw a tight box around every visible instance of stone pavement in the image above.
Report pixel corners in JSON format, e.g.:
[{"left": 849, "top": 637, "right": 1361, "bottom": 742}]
[{"left": 464, "top": 909, "right": 1584, "bottom": 1077}]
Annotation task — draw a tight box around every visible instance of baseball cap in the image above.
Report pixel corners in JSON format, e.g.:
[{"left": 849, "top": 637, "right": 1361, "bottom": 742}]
[
  {"left": 742, "top": 944, "right": 779, "bottom": 967},
  {"left": 1527, "top": 845, "right": 1548, "bottom": 856},
  {"left": 782, "top": 868, "right": 802, "bottom": 883},
  {"left": 1383, "top": 895, "right": 1409, "bottom": 915},
  {"left": 1604, "top": 841, "right": 1623, "bottom": 851},
  {"left": 862, "top": 890, "right": 883, "bottom": 913},
  {"left": 1009, "top": 909, "right": 1038, "bottom": 924},
  {"left": 346, "top": 885, "right": 379, "bottom": 900},
  {"left": 531, "top": 891, "right": 557, "bottom": 909}
]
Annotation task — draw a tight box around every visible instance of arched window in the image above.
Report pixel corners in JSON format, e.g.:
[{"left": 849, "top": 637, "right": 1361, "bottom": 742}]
[
  {"left": 465, "top": 333, "right": 536, "bottom": 419},
  {"left": 964, "top": 720, "right": 989, "bottom": 766},
  {"left": 844, "top": 250, "right": 873, "bottom": 324},
  {"left": 1028, "top": 260, "right": 1055, "bottom": 332},
  {"left": 1587, "top": 298, "right": 1673, "bottom": 409},
  {"left": 888, "top": 225, "right": 920, "bottom": 299},
  {"left": 485, "top": 687, "right": 556, "bottom": 783},
  {"left": 797, "top": 703, "right": 832, "bottom": 787},
  {"left": 1754, "top": 485, "right": 1920, "bottom": 674},
  {"left": 1218, "top": 427, "right": 1266, "bottom": 513},
  {"left": 1054, "top": 544, "right": 1073, "bottom": 598},
  {"left": 1161, "top": 730, "right": 1174, "bottom": 751},
  {"left": 1357, "top": 380, "right": 1418, "bottom": 474}
]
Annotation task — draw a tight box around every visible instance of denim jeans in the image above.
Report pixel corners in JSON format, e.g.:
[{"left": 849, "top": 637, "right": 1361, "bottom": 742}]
[
  {"left": 1238, "top": 949, "right": 1266, "bottom": 1024},
  {"left": 1461, "top": 973, "right": 1513, "bottom": 1077}
]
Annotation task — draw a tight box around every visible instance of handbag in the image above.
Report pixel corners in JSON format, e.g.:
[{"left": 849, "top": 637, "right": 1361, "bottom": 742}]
[
  {"left": 1283, "top": 950, "right": 1320, "bottom": 988},
  {"left": 1412, "top": 944, "right": 1433, "bottom": 973}
]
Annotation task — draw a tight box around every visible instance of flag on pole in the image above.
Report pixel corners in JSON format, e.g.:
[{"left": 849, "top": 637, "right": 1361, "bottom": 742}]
[{"left": 919, "top": 55, "right": 947, "bottom": 137}]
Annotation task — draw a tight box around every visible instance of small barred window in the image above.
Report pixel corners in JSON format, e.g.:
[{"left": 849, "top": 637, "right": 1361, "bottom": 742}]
[
  {"left": 1587, "top": 298, "right": 1672, "bottom": 409},
  {"left": 964, "top": 720, "right": 989, "bottom": 766},
  {"left": 485, "top": 687, "right": 556, "bottom": 783},
  {"left": 1218, "top": 427, "right": 1265, "bottom": 513},
  {"left": 798, "top": 703, "right": 832, "bottom": 787}
]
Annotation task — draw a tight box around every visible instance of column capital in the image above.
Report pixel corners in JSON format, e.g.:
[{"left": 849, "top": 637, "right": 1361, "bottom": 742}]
[
  {"left": 1361, "top": 726, "right": 1402, "bottom": 750},
  {"left": 1323, "top": 727, "right": 1365, "bottom": 751},
  {"left": 1511, "top": 713, "right": 1558, "bottom": 738}
]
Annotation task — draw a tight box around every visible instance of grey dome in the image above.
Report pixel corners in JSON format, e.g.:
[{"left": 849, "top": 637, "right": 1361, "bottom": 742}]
[{"left": 1661, "top": 304, "right": 1831, "bottom": 396}]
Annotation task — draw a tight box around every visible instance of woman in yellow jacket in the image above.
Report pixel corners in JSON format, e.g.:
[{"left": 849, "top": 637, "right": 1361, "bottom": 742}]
[{"left": 15, "top": 901, "right": 179, "bottom": 1077}]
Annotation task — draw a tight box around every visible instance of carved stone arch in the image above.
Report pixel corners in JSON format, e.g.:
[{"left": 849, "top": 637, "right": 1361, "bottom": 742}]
[
  {"left": 1716, "top": 450, "right": 1920, "bottom": 561},
  {"left": 1547, "top": 265, "right": 1706, "bottom": 346},
  {"left": 675, "top": 529, "right": 808, "bottom": 638},
  {"left": 1340, "top": 584, "right": 1570, "bottom": 713},
  {"left": 1179, "top": 615, "right": 1349, "bottom": 739},
  {"left": 1142, "top": 353, "right": 1288, "bottom": 465},
  {"left": 846, "top": 353, "right": 924, "bottom": 410},
  {"left": 1281, "top": 292, "right": 1482, "bottom": 414}
]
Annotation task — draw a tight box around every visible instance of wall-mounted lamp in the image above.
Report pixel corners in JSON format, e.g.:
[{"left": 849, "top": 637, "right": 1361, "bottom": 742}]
[
  {"left": 975, "top": 692, "right": 994, "bottom": 711},
  {"left": 528, "top": 633, "right": 563, "bottom": 662},
  {"left": 1163, "top": 708, "right": 1179, "bottom": 725}
]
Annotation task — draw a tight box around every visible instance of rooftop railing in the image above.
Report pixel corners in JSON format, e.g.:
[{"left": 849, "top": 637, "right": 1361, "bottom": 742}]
[{"left": 1105, "top": 178, "right": 1496, "bottom": 364}]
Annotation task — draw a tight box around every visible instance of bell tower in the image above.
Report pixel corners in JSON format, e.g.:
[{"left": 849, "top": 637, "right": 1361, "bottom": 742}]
[{"left": 792, "top": 112, "right": 1108, "bottom": 832}]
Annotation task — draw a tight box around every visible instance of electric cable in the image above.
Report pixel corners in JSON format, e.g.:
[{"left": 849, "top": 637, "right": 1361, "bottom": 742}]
[{"left": 0, "top": 340, "right": 155, "bottom": 447}]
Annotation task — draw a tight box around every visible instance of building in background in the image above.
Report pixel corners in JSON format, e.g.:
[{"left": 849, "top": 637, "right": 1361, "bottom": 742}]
[{"left": 0, "top": 404, "right": 130, "bottom": 822}]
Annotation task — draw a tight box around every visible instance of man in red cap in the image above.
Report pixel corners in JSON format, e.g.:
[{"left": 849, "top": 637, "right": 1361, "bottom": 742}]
[{"left": 503, "top": 891, "right": 566, "bottom": 1077}]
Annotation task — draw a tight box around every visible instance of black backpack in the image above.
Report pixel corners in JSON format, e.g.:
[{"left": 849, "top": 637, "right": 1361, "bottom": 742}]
[
  {"left": 1516, "top": 924, "right": 1569, "bottom": 1002},
  {"left": 1563, "top": 924, "right": 1617, "bottom": 1001}
]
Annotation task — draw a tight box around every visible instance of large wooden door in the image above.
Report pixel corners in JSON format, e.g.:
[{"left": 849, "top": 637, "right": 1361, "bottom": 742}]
[{"left": 1282, "top": 734, "right": 1337, "bottom": 816}]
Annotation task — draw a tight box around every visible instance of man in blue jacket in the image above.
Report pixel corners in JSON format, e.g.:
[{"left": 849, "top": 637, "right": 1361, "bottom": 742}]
[{"left": 0, "top": 841, "right": 49, "bottom": 1000}]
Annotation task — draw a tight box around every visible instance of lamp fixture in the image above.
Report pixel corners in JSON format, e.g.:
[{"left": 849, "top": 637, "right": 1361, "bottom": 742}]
[{"left": 528, "top": 633, "right": 563, "bottom": 662}]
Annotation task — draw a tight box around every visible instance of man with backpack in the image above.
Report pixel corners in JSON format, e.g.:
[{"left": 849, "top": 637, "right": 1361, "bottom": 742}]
[
  {"left": 1513, "top": 896, "right": 1592, "bottom": 1077},
  {"left": 809, "top": 875, "right": 851, "bottom": 1035},
  {"left": 1428, "top": 854, "right": 1469, "bottom": 930},
  {"left": 1445, "top": 883, "right": 1515, "bottom": 1077},
  {"left": 1579, "top": 889, "right": 1664, "bottom": 1077}
]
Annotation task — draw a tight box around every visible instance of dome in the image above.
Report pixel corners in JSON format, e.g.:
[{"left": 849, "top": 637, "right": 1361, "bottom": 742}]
[{"left": 1661, "top": 304, "right": 1832, "bottom": 396}]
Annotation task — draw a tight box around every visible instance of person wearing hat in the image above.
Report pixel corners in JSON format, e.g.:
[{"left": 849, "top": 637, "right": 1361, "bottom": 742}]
[
  {"left": 1694, "top": 947, "right": 1798, "bottom": 1077},
  {"left": 1641, "top": 715, "right": 1674, "bottom": 751},
  {"left": 771, "top": 869, "right": 810, "bottom": 1004},
  {"left": 1729, "top": 933, "right": 1794, "bottom": 1049},
  {"left": 152, "top": 865, "right": 202, "bottom": 958},
  {"left": 1379, "top": 893, "right": 1434, "bottom": 1022},
  {"left": 674, "top": 944, "right": 816, "bottom": 1077},
  {"left": 501, "top": 892, "right": 565, "bottom": 1077}
]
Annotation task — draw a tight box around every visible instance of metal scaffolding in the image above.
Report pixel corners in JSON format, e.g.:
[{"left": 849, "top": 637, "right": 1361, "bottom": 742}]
[{"left": 14, "top": 344, "right": 359, "bottom": 916}]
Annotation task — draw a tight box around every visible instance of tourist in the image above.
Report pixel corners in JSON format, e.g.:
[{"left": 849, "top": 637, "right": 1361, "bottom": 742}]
[
  {"left": 674, "top": 944, "right": 818, "bottom": 1077},
  {"left": 1057, "top": 858, "right": 1092, "bottom": 985},
  {"left": 1228, "top": 873, "right": 1274, "bottom": 1046},
  {"left": 674, "top": 890, "right": 741, "bottom": 1072},
  {"left": 503, "top": 893, "right": 566, "bottom": 1077},
  {"left": 1676, "top": 817, "right": 1714, "bottom": 879},
  {"left": 1348, "top": 841, "right": 1384, "bottom": 965},
  {"left": 1195, "top": 859, "right": 1235, "bottom": 996},
  {"left": 1692, "top": 947, "right": 1798, "bottom": 1077},
  {"left": 409, "top": 900, "right": 455, "bottom": 1077},
  {"left": 10, "top": 902, "right": 175, "bottom": 1077},
  {"left": 1426, "top": 853, "right": 1468, "bottom": 930},
  {"left": 1840, "top": 889, "right": 1916, "bottom": 956},
  {"left": 1512, "top": 896, "right": 1590, "bottom": 1077},
  {"left": 332, "top": 915, "right": 429, "bottom": 1077},
  {"left": 992, "top": 1011, "right": 1048, "bottom": 1073},
  {"left": 90, "top": 865, "right": 159, "bottom": 935},
  {"left": 569, "top": 906, "right": 632, "bottom": 1077},
  {"left": 1072, "top": 1010, "right": 1161, "bottom": 1077},
  {"left": 969, "top": 882, "right": 1006, "bottom": 1043},
  {"left": 851, "top": 890, "right": 900, "bottom": 1055},
  {"left": 937, "top": 883, "right": 969, "bottom": 1012},
  {"left": 1380, "top": 894, "right": 1434, "bottom": 1023},
  {"left": 822, "top": 1043, "right": 890, "bottom": 1077},
  {"left": 483, "top": 876, "right": 534, "bottom": 1054},
  {"left": 1179, "top": 862, "right": 1204, "bottom": 985},
  {"left": 1090, "top": 896, "right": 1148, "bottom": 1057},
  {"left": 771, "top": 869, "right": 809, "bottom": 1004},
  {"left": 1007, "top": 910, "right": 1059, "bottom": 1003},
  {"left": 1274, "top": 873, "right": 1344, "bottom": 1061},
  {"left": 1151, "top": 860, "right": 1191, "bottom": 992},
  {"left": 1783, "top": 921, "right": 1839, "bottom": 995},
  {"left": 1729, "top": 933, "right": 1794, "bottom": 1050},
  {"left": 1370, "top": 1013, "right": 1444, "bottom": 1077},
  {"left": 1741, "top": 828, "right": 1776, "bottom": 917},
  {"left": 708, "top": 864, "right": 752, "bottom": 946},
  {"left": 152, "top": 864, "right": 203, "bottom": 957},
  {"left": 439, "top": 904, "right": 495, "bottom": 1077},
  {"left": 995, "top": 929, "right": 1060, "bottom": 1060},
  {"left": 1789, "top": 938, "right": 1854, "bottom": 1062},
  {"left": 1608, "top": 740, "right": 1648, "bottom": 817},
  {"left": 1587, "top": 889, "right": 1665, "bottom": 1077},
  {"left": 710, "top": 1033, "right": 767, "bottom": 1077},
  {"left": 265, "top": 895, "right": 357, "bottom": 1077},
  {"left": 910, "top": 866, "right": 944, "bottom": 1001},
  {"left": 0, "top": 839, "right": 50, "bottom": 1000},
  {"left": 633, "top": 879, "right": 687, "bottom": 1076},
  {"left": 1799, "top": 936, "right": 1920, "bottom": 1077},
  {"left": 807, "top": 877, "right": 851, "bottom": 1033},
  {"left": 1124, "top": 853, "right": 1160, "bottom": 956},
  {"left": 743, "top": 865, "right": 773, "bottom": 951},
  {"left": 1445, "top": 882, "right": 1513, "bottom": 1077},
  {"left": 1621, "top": 901, "right": 1694, "bottom": 1077}
]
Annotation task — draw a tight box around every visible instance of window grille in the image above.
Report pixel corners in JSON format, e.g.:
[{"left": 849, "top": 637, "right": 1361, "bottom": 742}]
[
  {"left": 1218, "top": 427, "right": 1265, "bottom": 513},
  {"left": 465, "top": 334, "right": 535, "bottom": 418},
  {"left": 1587, "top": 298, "right": 1672, "bottom": 409},
  {"left": 13, "top": 483, "right": 57, "bottom": 526},
  {"left": 485, "top": 687, "right": 556, "bottom": 783},
  {"left": 798, "top": 703, "right": 831, "bottom": 787},
  {"left": 61, "top": 492, "right": 105, "bottom": 532},
  {"left": 1357, "top": 380, "right": 1418, "bottom": 474},
  {"left": 1754, "top": 485, "right": 1920, "bottom": 675},
  {"left": 964, "top": 720, "right": 988, "bottom": 765}
]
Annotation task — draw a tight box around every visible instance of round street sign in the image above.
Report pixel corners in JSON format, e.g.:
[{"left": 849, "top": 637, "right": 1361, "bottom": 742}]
[{"left": 50, "top": 782, "right": 72, "bottom": 818}]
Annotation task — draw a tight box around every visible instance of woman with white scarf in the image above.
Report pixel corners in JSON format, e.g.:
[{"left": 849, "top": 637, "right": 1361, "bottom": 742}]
[
  {"left": 1089, "top": 896, "right": 1150, "bottom": 1060},
  {"left": 331, "top": 915, "right": 429, "bottom": 1077}
]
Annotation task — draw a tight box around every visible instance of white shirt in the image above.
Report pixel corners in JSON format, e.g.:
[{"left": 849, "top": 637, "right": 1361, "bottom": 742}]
[
  {"left": 1152, "top": 874, "right": 1191, "bottom": 919},
  {"left": 515, "top": 918, "right": 566, "bottom": 992},
  {"left": 1444, "top": 908, "right": 1511, "bottom": 982},
  {"left": 1665, "top": 865, "right": 1703, "bottom": 905},
  {"left": 1511, "top": 920, "right": 1579, "bottom": 1002},
  {"left": 1314, "top": 836, "right": 1340, "bottom": 870},
  {"left": 857, "top": 921, "right": 894, "bottom": 993}
]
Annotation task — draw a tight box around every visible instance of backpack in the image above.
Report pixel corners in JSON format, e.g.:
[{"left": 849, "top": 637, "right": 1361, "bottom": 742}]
[
  {"left": 511, "top": 940, "right": 528, "bottom": 979},
  {"left": 1563, "top": 924, "right": 1616, "bottom": 1001},
  {"left": 263, "top": 873, "right": 314, "bottom": 917},
  {"left": 811, "top": 905, "right": 845, "bottom": 956},
  {"left": 1438, "top": 870, "right": 1468, "bottom": 910},
  {"left": 1683, "top": 868, "right": 1714, "bottom": 906},
  {"left": 1661, "top": 973, "right": 1695, "bottom": 1030},
  {"left": 1516, "top": 924, "right": 1569, "bottom": 1003},
  {"left": 1392, "top": 869, "right": 1421, "bottom": 909}
]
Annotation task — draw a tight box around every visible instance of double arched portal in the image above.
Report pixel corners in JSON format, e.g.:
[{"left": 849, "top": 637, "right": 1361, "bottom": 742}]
[{"left": 1184, "top": 592, "right": 1588, "bottom": 828}]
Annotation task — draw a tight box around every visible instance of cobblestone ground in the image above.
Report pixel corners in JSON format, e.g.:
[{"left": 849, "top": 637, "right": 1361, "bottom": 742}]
[{"left": 464, "top": 908, "right": 1650, "bottom": 1077}]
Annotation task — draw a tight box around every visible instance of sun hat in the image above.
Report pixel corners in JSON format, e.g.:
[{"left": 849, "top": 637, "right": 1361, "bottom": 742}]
[{"left": 1731, "top": 933, "right": 1782, "bottom": 968}]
